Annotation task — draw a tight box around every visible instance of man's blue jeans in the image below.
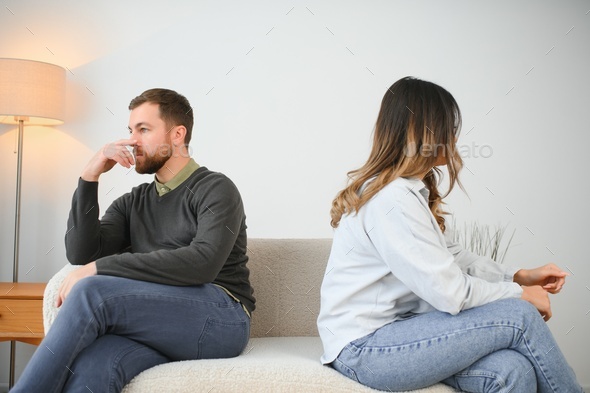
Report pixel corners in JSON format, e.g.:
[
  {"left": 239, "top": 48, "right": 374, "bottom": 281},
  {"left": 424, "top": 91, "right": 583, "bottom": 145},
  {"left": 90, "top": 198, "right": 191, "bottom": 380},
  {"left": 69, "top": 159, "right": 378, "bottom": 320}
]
[
  {"left": 332, "top": 298, "right": 582, "bottom": 392},
  {"left": 11, "top": 275, "right": 250, "bottom": 393}
]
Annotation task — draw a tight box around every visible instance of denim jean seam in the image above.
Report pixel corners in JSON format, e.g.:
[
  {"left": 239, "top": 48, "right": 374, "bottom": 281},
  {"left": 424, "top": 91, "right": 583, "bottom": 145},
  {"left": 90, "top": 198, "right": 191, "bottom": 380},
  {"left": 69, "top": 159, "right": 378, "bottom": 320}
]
[
  {"left": 479, "top": 323, "right": 556, "bottom": 392},
  {"left": 520, "top": 329, "right": 557, "bottom": 392},
  {"left": 197, "top": 316, "right": 249, "bottom": 359},
  {"left": 108, "top": 341, "right": 148, "bottom": 393},
  {"left": 358, "top": 323, "right": 526, "bottom": 354},
  {"left": 61, "top": 315, "right": 104, "bottom": 393},
  {"left": 333, "top": 358, "right": 359, "bottom": 382},
  {"left": 454, "top": 370, "right": 507, "bottom": 389},
  {"left": 98, "top": 293, "right": 234, "bottom": 309},
  {"left": 347, "top": 343, "right": 363, "bottom": 354}
]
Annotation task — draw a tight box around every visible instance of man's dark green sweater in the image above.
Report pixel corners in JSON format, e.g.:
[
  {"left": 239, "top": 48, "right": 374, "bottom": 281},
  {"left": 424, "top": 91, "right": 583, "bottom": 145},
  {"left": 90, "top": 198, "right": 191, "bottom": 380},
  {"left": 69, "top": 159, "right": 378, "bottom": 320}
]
[{"left": 65, "top": 166, "right": 255, "bottom": 314}]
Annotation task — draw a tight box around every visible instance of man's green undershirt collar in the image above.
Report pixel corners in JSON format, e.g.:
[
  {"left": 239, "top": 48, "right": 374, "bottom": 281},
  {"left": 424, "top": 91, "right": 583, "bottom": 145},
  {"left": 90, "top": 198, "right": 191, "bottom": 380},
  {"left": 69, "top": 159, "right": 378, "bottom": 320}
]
[{"left": 154, "top": 158, "right": 200, "bottom": 196}]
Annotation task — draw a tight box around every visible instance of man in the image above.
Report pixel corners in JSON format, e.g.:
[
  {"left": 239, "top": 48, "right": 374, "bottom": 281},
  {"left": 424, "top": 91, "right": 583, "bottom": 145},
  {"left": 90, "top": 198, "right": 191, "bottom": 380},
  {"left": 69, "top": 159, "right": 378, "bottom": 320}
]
[{"left": 12, "top": 89, "right": 254, "bottom": 393}]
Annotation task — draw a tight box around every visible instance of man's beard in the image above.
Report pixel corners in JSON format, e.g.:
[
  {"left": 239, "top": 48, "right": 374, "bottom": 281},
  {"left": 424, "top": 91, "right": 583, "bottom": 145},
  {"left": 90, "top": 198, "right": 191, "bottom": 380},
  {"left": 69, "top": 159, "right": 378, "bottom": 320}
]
[{"left": 134, "top": 146, "right": 172, "bottom": 174}]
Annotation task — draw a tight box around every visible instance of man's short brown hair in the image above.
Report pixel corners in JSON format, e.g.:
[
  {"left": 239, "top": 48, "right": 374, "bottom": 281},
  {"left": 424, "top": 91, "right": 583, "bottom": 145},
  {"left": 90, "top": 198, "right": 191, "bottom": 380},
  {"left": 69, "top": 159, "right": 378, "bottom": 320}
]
[{"left": 129, "top": 88, "right": 194, "bottom": 144}]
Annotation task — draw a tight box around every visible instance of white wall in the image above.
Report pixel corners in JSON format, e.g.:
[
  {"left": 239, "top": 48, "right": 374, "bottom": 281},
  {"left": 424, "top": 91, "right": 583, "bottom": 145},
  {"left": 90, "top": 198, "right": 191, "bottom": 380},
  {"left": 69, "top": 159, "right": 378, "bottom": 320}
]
[{"left": 1, "top": 0, "right": 588, "bottom": 388}]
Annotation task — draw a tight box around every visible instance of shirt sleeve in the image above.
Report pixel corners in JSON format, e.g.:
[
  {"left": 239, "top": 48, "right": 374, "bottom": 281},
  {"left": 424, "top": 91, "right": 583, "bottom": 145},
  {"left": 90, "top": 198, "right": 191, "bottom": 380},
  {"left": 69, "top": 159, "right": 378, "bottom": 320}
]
[
  {"left": 366, "top": 187, "right": 522, "bottom": 315},
  {"left": 444, "top": 230, "right": 520, "bottom": 283},
  {"left": 65, "top": 178, "right": 131, "bottom": 264},
  {"left": 94, "top": 175, "right": 245, "bottom": 286}
]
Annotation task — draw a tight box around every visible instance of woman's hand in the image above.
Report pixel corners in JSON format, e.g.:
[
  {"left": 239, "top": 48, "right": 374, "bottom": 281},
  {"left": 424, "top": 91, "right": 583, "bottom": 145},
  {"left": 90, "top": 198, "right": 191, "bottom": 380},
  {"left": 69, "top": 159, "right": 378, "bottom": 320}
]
[
  {"left": 56, "top": 262, "right": 97, "bottom": 308},
  {"left": 513, "top": 263, "right": 568, "bottom": 294},
  {"left": 521, "top": 285, "right": 552, "bottom": 321}
]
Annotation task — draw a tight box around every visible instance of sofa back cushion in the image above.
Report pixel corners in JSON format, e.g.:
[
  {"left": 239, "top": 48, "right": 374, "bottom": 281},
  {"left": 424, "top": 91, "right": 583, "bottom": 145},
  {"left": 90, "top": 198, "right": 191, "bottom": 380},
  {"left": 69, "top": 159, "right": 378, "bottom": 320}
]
[{"left": 247, "top": 239, "right": 332, "bottom": 338}]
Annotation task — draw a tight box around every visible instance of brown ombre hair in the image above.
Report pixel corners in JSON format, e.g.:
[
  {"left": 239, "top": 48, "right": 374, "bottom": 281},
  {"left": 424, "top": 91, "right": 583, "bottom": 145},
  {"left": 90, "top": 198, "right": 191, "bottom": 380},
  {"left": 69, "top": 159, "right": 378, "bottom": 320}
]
[{"left": 330, "top": 76, "right": 463, "bottom": 231}]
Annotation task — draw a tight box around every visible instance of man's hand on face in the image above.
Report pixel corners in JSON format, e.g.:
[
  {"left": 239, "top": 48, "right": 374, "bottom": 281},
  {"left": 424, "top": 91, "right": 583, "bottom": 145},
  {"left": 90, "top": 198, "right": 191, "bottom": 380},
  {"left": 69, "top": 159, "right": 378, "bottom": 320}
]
[{"left": 81, "top": 139, "right": 137, "bottom": 182}]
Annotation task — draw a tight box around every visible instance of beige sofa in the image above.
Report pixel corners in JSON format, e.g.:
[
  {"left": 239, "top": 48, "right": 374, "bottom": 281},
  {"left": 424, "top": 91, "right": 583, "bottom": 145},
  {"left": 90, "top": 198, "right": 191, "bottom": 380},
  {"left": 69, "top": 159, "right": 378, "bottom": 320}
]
[{"left": 43, "top": 239, "right": 459, "bottom": 392}]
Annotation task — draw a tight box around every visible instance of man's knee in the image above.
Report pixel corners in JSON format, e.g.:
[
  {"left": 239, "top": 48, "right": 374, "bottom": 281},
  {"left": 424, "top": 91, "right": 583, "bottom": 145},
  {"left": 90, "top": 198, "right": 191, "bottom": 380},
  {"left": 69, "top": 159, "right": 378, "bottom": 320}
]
[{"left": 68, "top": 275, "right": 114, "bottom": 300}]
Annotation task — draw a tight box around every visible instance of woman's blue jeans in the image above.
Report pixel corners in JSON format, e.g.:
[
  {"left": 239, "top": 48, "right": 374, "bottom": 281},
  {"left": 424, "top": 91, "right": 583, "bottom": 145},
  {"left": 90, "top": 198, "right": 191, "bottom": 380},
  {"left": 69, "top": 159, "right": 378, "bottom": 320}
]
[
  {"left": 332, "top": 298, "right": 582, "bottom": 392},
  {"left": 11, "top": 275, "right": 250, "bottom": 393}
]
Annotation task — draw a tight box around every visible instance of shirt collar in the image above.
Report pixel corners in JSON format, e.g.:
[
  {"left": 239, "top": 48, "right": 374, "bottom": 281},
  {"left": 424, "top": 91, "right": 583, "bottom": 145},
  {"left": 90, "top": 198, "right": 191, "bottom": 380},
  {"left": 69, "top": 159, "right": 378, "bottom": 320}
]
[
  {"left": 154, "top": 158, "right": 200, "bottom": 196},
  {"left": 403, "top": 177, "right": 429, "bottom": 200}
]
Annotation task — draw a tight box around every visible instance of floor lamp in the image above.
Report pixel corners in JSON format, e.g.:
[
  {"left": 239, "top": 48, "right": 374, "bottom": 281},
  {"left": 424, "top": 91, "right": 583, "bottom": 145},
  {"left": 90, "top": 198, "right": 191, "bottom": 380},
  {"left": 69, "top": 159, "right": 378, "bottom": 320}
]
[{"left": 0, "top": 58, "right": 66, "bottom": 388}]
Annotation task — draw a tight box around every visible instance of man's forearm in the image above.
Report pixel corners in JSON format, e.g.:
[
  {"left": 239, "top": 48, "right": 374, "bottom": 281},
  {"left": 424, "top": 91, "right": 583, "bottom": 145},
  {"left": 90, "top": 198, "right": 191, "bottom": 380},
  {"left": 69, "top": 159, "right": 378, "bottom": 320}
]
[
  {"left": 65, "top": 178, "right": 127, "bottom": 264},
  {"left": 65, "top": 178, "right": 102, "bottom": 263}
]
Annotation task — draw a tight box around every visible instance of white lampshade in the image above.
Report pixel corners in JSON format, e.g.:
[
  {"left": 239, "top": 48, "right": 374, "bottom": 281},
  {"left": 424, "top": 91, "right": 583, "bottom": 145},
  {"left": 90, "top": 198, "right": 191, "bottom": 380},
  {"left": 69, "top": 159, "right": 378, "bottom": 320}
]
[{"left": 0, "top": 58, "right": 66, "bottom": 125}]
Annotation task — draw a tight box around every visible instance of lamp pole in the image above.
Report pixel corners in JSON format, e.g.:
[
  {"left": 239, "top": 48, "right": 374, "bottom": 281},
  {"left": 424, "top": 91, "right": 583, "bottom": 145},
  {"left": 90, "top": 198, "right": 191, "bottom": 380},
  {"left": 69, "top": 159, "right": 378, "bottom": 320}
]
[
  {"left": 13, "top": 118, "right": 24, "bottom": 283},
  {"left": 9, "top": 118, "right": 25, "bottom": 388}
]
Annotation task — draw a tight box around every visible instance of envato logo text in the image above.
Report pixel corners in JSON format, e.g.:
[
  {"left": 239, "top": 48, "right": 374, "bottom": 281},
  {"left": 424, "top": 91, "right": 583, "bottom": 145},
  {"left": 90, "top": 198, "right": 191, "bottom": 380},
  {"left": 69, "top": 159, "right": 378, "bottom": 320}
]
[{"left": 404, "top": 142, "right": 493, "bottom": 159}]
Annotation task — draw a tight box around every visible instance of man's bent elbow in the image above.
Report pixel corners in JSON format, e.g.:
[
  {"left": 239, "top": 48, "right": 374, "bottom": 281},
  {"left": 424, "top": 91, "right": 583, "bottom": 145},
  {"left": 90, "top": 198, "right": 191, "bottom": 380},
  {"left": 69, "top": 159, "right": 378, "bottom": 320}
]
[{"left": 65, "top": 249, "right": 94, "bottom": 266}]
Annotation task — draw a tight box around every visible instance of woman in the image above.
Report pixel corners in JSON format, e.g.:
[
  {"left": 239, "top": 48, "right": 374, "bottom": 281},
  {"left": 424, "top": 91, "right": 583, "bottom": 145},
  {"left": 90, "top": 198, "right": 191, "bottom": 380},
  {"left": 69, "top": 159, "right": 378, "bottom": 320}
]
[{"left": 317, "top": 77, "right": 582, "bottom": 392}]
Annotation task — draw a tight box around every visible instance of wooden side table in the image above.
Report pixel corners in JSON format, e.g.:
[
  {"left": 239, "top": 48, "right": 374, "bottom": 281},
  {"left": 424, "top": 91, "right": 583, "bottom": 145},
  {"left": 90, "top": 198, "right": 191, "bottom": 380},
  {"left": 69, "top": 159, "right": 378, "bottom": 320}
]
[{"left": 0, "top": 282, "right": 46, "bottom": 388}]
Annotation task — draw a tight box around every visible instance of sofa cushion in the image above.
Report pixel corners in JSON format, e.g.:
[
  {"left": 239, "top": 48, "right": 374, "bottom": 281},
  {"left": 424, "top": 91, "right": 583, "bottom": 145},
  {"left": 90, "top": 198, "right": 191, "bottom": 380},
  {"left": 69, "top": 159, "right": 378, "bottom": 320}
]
[
  {"left": 248, "top": 239, "right": 333, "bottom": 338},
  {"left": 122, "top": 337, "right": 458, "bottom": 393}
]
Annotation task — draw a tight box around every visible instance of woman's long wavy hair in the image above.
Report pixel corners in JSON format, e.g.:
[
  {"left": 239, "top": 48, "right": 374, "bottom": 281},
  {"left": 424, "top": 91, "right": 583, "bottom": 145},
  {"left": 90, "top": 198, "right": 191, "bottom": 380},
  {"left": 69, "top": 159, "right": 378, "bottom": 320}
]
[{"left": 330, "top": 77, "right": 463, "bottom": 231}]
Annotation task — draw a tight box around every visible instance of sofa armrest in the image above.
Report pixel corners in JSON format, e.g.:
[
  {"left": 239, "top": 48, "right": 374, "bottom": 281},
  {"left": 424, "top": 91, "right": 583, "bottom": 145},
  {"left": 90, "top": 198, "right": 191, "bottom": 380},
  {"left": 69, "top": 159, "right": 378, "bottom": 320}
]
[{"left": 43, "top": 264, "right": 82, "bottom": 334}]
